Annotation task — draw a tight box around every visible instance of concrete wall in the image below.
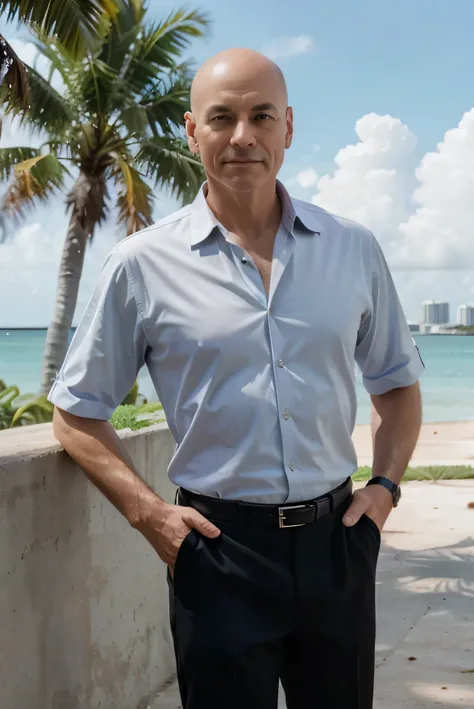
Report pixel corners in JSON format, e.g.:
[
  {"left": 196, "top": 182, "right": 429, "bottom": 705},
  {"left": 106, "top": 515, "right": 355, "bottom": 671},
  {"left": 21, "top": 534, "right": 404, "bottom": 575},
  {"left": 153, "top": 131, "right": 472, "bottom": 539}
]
[{"left": 0, "top": 423, "right": 178, "bottom": 709}]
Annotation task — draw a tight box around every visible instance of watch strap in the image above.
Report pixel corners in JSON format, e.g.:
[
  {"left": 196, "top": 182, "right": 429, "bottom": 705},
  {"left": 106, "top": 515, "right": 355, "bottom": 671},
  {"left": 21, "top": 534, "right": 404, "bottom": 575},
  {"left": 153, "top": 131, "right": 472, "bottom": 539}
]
[{"left": 366, "top": 476, "right": 401, "bottom": 506}]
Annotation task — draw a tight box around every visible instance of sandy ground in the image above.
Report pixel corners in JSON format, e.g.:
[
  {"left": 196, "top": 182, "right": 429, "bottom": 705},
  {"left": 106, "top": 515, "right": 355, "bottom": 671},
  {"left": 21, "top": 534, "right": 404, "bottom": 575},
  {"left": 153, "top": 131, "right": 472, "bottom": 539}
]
[
  {"left": 150, "top": 480, "right": 474, "bottom": 709},
  {"left": 353, "top": 420, "right": 474, "bottom": 468}
]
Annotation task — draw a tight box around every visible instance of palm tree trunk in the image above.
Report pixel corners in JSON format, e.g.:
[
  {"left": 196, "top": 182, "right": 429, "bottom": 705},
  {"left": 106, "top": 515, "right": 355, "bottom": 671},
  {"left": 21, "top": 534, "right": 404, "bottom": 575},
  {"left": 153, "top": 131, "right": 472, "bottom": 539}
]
[{"left": 40, "top": 209, "right": 88, "bottom": 395}]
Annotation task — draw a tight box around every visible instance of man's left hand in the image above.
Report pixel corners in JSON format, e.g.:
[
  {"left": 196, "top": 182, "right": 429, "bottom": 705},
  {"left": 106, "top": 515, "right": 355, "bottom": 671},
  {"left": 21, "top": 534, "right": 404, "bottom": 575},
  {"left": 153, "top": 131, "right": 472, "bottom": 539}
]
[{"left": 342, "top": 483, "right": 394, "bottom": 532}]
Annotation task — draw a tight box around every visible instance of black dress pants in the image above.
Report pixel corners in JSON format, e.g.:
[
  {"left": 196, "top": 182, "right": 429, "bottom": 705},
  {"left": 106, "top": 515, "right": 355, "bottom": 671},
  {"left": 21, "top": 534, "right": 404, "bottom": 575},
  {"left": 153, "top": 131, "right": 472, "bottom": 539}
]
[{"left": 168, "top": 494, "right": 380, "bottom": 709}]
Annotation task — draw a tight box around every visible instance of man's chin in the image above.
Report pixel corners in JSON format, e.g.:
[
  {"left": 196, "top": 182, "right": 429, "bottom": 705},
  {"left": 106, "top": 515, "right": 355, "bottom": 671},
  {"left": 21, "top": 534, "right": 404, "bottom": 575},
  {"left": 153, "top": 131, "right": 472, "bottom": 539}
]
[{"left": 220, "top": 174, "right": 267, "bottom": 193}]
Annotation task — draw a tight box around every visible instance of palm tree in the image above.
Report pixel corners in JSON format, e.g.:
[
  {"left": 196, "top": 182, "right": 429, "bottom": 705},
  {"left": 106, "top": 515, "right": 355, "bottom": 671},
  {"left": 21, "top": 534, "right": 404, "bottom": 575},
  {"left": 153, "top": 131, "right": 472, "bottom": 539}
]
[
  {"left": 0, "top": 0, "right": 118, "bottom": 109},
  {"left": 0, "top": 1, "right": 207, "bottom": 394}
]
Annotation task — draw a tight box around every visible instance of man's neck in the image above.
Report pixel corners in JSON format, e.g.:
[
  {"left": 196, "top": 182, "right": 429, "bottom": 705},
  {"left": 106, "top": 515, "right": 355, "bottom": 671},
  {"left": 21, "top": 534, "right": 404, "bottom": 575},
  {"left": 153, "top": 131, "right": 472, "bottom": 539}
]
[{"left": 205, "top": 179, "right": 281, "bottom": 242}]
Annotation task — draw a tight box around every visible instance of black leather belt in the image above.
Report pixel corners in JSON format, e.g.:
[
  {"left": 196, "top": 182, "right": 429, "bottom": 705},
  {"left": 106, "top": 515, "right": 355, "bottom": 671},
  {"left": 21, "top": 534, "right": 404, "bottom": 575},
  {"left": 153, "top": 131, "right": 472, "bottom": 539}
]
[{"left": 177, "top": 477, "right": 352, "bottom": 528}]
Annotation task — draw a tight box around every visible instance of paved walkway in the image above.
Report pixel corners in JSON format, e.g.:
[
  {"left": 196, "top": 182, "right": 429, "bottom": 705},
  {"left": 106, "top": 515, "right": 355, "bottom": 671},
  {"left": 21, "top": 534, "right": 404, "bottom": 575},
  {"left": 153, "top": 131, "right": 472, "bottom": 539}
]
[{"left": 149, "top": 481, "right": 474, "bottom": 708}]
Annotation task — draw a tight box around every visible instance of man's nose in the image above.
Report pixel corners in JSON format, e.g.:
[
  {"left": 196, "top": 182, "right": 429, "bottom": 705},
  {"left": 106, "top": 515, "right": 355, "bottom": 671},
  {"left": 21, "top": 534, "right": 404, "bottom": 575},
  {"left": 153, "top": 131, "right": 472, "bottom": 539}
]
[{"left": 230, "top": 120, "right": 257, "bottom": 148}]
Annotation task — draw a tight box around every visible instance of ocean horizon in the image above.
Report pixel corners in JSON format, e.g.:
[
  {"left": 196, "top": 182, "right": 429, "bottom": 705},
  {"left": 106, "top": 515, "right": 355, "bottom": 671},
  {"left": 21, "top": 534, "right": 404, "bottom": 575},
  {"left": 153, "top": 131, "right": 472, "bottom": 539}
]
[{"left": 1, "top": 330, "right": 473, "bottom": 425}]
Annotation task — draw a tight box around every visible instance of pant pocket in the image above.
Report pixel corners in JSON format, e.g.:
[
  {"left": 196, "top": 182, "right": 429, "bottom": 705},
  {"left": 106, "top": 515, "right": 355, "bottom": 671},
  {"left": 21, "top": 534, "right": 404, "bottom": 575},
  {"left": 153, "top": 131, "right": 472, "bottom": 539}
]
[
  {"left": 361, "top": 513, "right": 381, "bottom": 545},
  {"left": 169, "top": 529, "right": 197, "bottom": 594}
]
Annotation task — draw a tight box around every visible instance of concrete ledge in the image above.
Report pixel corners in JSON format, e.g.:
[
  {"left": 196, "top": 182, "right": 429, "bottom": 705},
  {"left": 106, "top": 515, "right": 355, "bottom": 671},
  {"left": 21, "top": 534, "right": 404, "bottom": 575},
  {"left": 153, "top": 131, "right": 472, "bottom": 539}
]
[{"left": 0, "top": 422, "right": 177, "bottom": 709}]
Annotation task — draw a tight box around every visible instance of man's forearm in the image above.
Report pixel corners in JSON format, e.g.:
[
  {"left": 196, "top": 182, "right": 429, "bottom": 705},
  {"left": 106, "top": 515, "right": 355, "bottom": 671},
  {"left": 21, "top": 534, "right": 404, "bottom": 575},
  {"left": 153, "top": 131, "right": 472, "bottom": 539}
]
[
  {"left": 52, "top": 407, "right": 162, "bottom": 526},
  {"left": 370, "top": 382, "right": 422, "bottom": 485}
]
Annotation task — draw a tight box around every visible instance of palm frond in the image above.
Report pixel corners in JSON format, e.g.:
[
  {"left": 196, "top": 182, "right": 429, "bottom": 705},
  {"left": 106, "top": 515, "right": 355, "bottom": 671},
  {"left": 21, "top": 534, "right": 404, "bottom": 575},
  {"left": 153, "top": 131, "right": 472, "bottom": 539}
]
[
  {"left": 2, "top": 62, "right": 75, "bottom": 136},
  {"left": 0, "top": 147, "right": 40, "bottom": 183},
  {"left": 0, "top": 0, "right": 118, "bottom": 59},
  {"left": 0, "top": 35, "right": 30, "bottom": 110},
  {"left": 109, "top": 8, "right": 208, "bottom": 103},
  {"left": 1, "top": 153, "right": 65, "bottom": 225},
  {"left": 113, "top": 157, "right": 154, "bottom": 234},
  {"left": 118, "top": 72, "right": 190, "bottom": 137},
  {"left": 119, "top": 105, "right": 149, "bottom": 136},
  {"left": 135, "top": 137, "right": 204, "bottom": 202},
  {"left": 83, "top": 2, "right": 144, "bottom": 113},
  {"left": 142, "top": 8, "right": 209, "bottom": 65},
  {"left": 29, "top": 34, "right": 77, "bottom": 85},
  {"left": 142, "top": 74, "right": 191, "bottom": 137},
  {"left": 76, "top": 6, "right": 207, "bottom": 120},
  {"left": 113, "top": 0, "right": 146, "bottom": 31}
]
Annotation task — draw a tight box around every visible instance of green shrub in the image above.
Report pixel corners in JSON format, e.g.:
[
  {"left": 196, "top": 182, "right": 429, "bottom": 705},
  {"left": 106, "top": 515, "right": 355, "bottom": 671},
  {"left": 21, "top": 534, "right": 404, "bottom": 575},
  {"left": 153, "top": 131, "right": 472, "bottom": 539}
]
[
  {"left": 110, "top": 403, "right": 165, "bottom": 431},
  {"left": 0, "top": 380, "right": 54, "bottom": 429},
  {"left": 0, "top": 380, "right": 162, "bottom": 431}
]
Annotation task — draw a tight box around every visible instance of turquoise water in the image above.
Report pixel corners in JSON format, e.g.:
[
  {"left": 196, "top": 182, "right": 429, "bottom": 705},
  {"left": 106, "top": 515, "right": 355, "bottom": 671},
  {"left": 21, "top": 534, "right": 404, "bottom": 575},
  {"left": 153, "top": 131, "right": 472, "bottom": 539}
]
[{"left": 1, "top": 331, "right": 473, "bottom": 424}]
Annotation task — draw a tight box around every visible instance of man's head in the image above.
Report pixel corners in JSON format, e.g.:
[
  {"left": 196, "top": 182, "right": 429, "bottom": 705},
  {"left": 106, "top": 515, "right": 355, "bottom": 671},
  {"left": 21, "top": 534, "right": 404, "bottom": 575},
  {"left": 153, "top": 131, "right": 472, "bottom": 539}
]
[{"left": 185, "top": 48, "right": 293, "bottom": 193}]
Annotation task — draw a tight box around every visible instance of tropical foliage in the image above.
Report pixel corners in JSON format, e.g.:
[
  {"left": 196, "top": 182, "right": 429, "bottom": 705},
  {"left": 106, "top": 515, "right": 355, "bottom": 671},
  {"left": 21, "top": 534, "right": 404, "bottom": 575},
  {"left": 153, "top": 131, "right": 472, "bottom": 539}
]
[
  {"left": 0, "top": 0, "right": 118, "bottom": 109},
  {"left": 110, "top": 402, "right": 165, "bottom": 431},
  {"left": 0, "top": 379, "right": 54, "bottom": 428},
  {"left": 0, "top": 379, "right": 164, "bottom": 431},
  {"left": 0, "top": 1, "right": 207, "bottom": 395}
]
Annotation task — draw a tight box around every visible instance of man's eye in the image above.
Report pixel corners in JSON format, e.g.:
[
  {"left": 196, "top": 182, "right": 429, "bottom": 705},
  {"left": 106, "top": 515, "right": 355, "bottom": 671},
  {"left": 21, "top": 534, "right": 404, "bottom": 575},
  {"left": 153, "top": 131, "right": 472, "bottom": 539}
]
[
  {"left": 212, "top": 115, "right": 231, "bottom": 121},
  {"left": 255, "top": 113, "right": 272, "bottom": 120}
]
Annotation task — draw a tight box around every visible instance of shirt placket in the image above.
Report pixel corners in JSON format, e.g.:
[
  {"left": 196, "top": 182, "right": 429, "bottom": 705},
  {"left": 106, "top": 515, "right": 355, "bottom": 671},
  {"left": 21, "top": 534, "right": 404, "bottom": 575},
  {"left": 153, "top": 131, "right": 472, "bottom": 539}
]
[{"left": 230, "top": 226, "right": 299, "bottom": 503}]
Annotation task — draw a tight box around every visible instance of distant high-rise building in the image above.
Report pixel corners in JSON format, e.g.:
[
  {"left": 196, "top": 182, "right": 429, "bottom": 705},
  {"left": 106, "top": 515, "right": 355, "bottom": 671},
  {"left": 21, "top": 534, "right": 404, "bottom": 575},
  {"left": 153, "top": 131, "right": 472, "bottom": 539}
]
[
  {"left": 458, "top": 305, "right": 474, "bottom": 327},
  {"left": 422, "top": 300, "right": 450, "bottom": 325}
]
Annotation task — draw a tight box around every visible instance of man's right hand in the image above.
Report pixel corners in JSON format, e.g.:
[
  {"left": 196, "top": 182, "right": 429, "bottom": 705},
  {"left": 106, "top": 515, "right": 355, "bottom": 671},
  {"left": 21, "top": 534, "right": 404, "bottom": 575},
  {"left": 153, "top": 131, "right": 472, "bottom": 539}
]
[{"left": 133, "top": 499, "right": 221, "bottom": 572}]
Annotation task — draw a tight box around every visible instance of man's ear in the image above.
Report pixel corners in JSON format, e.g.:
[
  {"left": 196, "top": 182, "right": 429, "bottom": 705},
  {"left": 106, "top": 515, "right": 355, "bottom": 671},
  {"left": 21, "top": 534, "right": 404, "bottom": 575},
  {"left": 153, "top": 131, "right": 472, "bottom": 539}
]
[
  {"left": 185, "top": 111, "right": 200, "bottom": 154},
  {"left": 285, "top": 106, "right": 294, "bottom": 150}
]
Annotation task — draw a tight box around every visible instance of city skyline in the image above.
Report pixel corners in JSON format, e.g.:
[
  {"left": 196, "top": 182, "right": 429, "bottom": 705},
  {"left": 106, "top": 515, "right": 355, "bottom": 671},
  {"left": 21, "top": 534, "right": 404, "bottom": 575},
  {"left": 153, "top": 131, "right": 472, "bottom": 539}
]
[{"left": 417, "top": 300, "right": 474, "bottom": 326}]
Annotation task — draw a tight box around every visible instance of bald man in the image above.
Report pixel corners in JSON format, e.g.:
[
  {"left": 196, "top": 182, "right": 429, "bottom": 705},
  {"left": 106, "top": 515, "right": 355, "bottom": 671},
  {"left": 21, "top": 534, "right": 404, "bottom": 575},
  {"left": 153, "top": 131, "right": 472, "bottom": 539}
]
[{"left": 49, "top": 48, "right": 423, "bottom": 709}]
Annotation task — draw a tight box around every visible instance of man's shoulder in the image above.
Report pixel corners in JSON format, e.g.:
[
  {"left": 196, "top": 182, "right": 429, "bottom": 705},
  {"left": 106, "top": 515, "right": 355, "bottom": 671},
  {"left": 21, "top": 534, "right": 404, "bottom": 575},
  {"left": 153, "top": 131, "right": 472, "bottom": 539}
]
[
  {"left": 113, "top": 204, "right": 193, "bottom": 259},
  {"left": 291, "top": 196, "right": 374, "bottom": 241}
]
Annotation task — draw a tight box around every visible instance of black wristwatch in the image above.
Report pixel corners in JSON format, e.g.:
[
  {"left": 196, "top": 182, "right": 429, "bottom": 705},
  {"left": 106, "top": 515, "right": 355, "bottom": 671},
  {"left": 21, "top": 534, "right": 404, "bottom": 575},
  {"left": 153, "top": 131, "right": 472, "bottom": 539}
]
[{"left": 366, "top": 476, "right": 401, "bottom": 507}]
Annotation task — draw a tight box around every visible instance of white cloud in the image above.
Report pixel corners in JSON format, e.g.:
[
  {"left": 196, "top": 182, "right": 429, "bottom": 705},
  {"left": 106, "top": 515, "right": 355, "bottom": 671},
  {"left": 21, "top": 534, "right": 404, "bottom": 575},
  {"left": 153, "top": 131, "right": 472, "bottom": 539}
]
[
  {"left": 397, "top": 108, "right": 474, "bottom": 269},
  {"left": 308, "top": 109, "right": 474, "bottom": 271},
  {"left": 311, "top": 113, "right": 417, "bottom": 264},
  {"left": 262, "top": 35, "right": 315, "bottom": 61},
  {"left": 0, "top": 209, "right": 118, "bottom": 327},
  {"left": 296, "top": 167, "right": 318, "bottom": 188}
]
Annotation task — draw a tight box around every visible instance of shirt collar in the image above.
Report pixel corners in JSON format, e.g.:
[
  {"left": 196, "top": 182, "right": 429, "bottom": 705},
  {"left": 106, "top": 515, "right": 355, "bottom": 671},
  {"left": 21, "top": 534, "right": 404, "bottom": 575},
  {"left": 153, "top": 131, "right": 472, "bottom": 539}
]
[{"left": 188, "top": 180, "right": 324, "bottom": 247}]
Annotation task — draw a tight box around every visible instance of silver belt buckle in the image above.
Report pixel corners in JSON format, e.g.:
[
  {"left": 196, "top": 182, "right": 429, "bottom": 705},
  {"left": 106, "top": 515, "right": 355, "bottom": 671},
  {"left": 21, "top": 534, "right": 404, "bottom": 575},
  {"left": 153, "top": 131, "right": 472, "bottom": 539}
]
[{"left": 278, "top": 504, "right": 308, "bottom": 528}]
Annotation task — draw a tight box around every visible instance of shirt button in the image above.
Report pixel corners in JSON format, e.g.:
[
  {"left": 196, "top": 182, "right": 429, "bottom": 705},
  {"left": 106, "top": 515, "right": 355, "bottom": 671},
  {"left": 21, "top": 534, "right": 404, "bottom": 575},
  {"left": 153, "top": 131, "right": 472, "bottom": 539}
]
[
  {"left": 277, "top": 359, "right": 284, "bottom": 368},
  {"left": 241, "top": 257, "right": 248, "bottom": 263},
  {"left": 283, "top": 409, "right": 290, "bottom": 420},
  {"left": 288, "top": 461, "right": 295, "bottom": 471}
]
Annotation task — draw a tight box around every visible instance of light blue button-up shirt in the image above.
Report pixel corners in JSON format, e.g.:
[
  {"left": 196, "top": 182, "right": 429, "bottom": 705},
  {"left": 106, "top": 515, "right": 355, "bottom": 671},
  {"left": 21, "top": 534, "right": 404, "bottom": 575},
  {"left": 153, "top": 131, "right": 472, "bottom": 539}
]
[{"left": 48, "top": 182, "right": 424, "bottom": 504}]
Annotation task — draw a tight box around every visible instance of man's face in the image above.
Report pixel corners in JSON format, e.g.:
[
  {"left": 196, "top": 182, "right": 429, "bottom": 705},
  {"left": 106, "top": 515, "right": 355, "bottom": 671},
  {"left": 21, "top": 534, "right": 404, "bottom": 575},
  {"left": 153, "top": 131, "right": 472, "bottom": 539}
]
[{"left": 186, "top": 69, "right": 293, "bottom": 192}]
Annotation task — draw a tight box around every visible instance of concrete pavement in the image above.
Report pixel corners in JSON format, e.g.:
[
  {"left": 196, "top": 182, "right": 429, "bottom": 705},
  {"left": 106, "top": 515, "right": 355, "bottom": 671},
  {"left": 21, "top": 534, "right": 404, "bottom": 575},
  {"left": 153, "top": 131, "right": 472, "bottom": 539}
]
[{"left": 148, "top": 481, "right": 474, "bottom": 708}]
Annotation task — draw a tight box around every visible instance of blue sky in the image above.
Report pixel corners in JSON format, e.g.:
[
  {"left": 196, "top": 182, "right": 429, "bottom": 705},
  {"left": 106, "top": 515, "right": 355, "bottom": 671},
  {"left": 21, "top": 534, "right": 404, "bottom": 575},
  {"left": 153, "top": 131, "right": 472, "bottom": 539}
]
[
  {"left": 1, "top": 0, "right": 474, "bottom": 326},
  {"left": 167, "top": 0, "right": 474, "bottom": 173}
]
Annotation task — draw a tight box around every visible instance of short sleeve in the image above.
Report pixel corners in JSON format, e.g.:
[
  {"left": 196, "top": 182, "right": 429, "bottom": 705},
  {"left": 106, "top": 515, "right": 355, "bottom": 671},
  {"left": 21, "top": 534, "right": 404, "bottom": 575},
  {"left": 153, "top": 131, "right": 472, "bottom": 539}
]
[
  {"left": 47, "top": 247, "right": 149, "bottom": 419},
  {"left": 355, "top": 234, "right": 425, "bottom": 395}
]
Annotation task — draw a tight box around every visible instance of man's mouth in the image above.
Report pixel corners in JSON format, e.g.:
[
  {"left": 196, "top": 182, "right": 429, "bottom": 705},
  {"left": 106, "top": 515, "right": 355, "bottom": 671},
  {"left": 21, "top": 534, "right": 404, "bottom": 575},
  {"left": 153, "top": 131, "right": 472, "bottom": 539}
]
[{"left": 224, "top": 159, "right": 261, "bottom": 164}]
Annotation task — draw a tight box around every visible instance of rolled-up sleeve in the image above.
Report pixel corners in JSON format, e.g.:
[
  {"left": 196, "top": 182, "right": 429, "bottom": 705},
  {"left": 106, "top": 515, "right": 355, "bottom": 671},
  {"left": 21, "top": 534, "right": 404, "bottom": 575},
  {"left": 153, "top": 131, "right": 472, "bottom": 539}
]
[
  {"left": 355, "top": 234, "right": 425, "bottom": 395},
  {"left": 47, "top": 247, "right": 149, "bottom": 420}
]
